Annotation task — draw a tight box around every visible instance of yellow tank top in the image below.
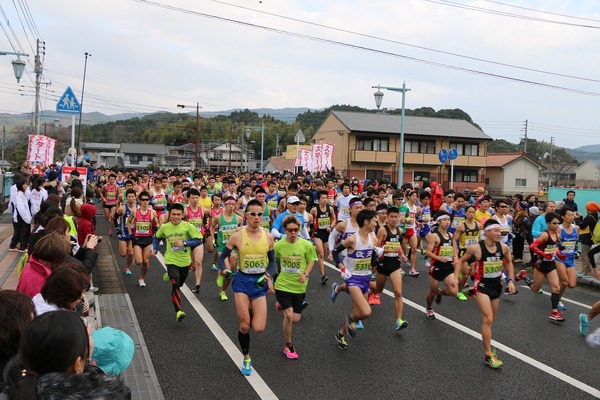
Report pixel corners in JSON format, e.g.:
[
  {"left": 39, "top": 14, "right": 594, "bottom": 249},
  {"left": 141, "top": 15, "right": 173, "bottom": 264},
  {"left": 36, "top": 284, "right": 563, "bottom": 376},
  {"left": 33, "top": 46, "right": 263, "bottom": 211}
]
[{"left": 238, "top": 228, "right": 269, "bottom": 274}]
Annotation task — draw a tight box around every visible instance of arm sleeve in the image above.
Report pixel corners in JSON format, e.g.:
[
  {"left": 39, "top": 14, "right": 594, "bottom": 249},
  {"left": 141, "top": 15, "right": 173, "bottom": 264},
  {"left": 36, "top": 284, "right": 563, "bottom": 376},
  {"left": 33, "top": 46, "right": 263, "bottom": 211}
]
[
  {"left": 588, "top": 244, "right": 600, "bottom": 269},
  {"left": 328, "top": 227, "right": 341, "bottom": 251},
  {"left": 529, "top": 238, "right": 547, "bottom": 258},
  {"left": 301, "top": 223, "right": 310, "bottom": 240},
  {"left": 270, "top": 227, "right": 282, "bottom": 239},
  {"left": 332, "top": 243, "right": 347, "bottom": 267},
  {"left": 152, "top": 237, "right": 161, "bottom": 252},
  {"left": 267, "top": 249, "right": 276, "bottom": 276},
  {"left": 184, "top": 239, "right": 202, "bottom": 248},
  {"left": 217, "top": 246, "right": 232, "bottom": 270}
]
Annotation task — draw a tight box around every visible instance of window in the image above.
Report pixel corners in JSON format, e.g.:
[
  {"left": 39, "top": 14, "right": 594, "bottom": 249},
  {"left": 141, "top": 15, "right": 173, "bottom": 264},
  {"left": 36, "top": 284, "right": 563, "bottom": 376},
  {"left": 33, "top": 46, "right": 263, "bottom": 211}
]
[
  {"left": 455, "top": 169, "right": 478, "bottom": 182},
  {"left": 414, "top": 171, "right": 430, "bottom": 181},
  {"left": 450, "top": 142, "right": 479, "bottom": 156},
  {"left": 515, "top": 178, "right": 527, "bottom": 186},
  {"left": 404, "top": 140, "right": 436, "bottom": 153},
  {"left": 366, "top": 169, "right": 383, "bottom": 180},
  {"left": 356, "top": 137, "right": 389, "bottom": 152}
]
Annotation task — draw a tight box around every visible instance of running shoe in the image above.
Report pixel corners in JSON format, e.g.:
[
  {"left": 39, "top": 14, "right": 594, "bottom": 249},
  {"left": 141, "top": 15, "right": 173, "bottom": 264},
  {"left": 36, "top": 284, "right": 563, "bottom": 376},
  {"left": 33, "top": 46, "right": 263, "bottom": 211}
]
[
  {"left": 435, "top": 290, "right": 442, "bottom": 304},
  {"left": 462, "top": 287, "right": 475, "bottom": 298},
  {"left": 401, "top": 269, "right": 407, "bottom": 277},
  {"left": 216, "top": 274, "right": 224, "bottom": 288},
  {"left": 557, "top": 301, "right": 566, "bottom": 311},
  {"left": 515, "top": 269, "right": 528, "bottom": 281},
  {"left": 368, "top": 292, "right": 376, "bottom": 305},
  {"left": 335, "top": 332, "right": 348, "bottom": 350},
  {"left": 457, "top": 292, "right": 468, "bottom": 301},
  {"left": 523, "top": 276, "right": 533, "bottom": 287},
  {"left": 549, "top": 310, "right": 565, "bottom": 322},
  {"left": 18, "top": 248, "right": 27, "bottom": 253},
  {"left": 409, "top": 269, "right": 420, "bottom": 277},
  {"left": 346, "top": 316, "right": 357, "bottom": 337},
  {"left": 211, "top": 263, "right": 218, "bottom": 271},
  {"left": 192, "top": 285, "right": 200, "bottom": 294},
  {"left": 373, "top": 292, "right": 381, "bottom": 305},
  {"left": 331, "top": 283, "right": 339, "bottom": 303},
  {"left": 138, "top": 279, "right": 146, "bottom": 287},
  {"left": 537, "top": 289, "right": 543, "bottom": 294},
  {"left": 513, "top": 258, "right": 523, "bottom": 263},
  {"left": 579, "top": 313, "right": 589, "bottom": 336},
  {"left": 321, "top": 274, "right": 329, "bottom": 285},
  {"left": 241, "top": 358, "right": 252, "bottom": 375},
  {"left": 124, "top": 267, "right": 132, "bottom": 275},
  {"left": 586, "top": 327, "right": 600, "bottom": 348},
  {"left": 275, "top": 301, "right": 282, "bottom": 312},
  {"left": 302, "top": 300, "right": 309, "bottom": 309},
  {"left": 426, "top": 308, "right": 436, "bottom": 320},
  {"left": 395, "top": 319, "right": 408, "bottom": 330},
  {"left": 355, "top": 320, "right": 364, "bottom": 330},
  {"left": 284, "top": 344, "right": 298, "bottom": 360},
  {"left": 163, "top": 273, "right": 170, "bottom": 282},
  {"left": 190, "top": 264, "right": 196, "bottom": 272},
  {"left": 576, "top": 271, "right": 585, "bottom": 278},
  {"left": 219, "top": 291, "right": 228, "bottom": 301},
  {"left": 176, "top": 310, "right": 186, "bottom": 322},
  {"left": 8, "top": 247, "right": 19, "bottom": 252},
  {"left": 504, "top": 285, "right": 518, "bottom": 295},
  {"left": 371, "top": 271, "right": 377, "bottom": 281},
  {"left": 485, "top": 350, "right": 503, "bottom": 369}
]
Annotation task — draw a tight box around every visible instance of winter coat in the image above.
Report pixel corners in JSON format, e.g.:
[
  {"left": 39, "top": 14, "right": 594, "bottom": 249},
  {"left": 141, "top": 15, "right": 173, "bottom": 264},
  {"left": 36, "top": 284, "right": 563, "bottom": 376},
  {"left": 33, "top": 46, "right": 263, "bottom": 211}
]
[
  {"left": 16, "top": 256, "right": 51, "bottom": 298},
  {"left": 579, "top": 212, "right": 598, "bottom": 246},
  {"left": 77, "top": 203, "right": 97, "bottom": 247},
  {"left": 32, "top": 293, "right": 60, "bottom": 316}
]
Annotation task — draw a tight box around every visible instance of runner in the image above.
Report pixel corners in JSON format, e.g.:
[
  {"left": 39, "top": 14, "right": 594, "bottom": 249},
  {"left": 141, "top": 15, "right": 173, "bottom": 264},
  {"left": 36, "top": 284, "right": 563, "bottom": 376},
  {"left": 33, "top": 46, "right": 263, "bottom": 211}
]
[
  {"left": 455, "top": 219, "right": 516, "bottom": 368},
  {"left": 424, "top": 211, "right": 459, "bottom": 320},
  {"left": 400, "top": 189, "right": 422, "bottom": 277},
  {"left": 331, "top": 209, "right": 382, "bottom": 349},
  {"left": 373, "top": 206, "right": 409, "bottom": 329},
  {"left": 185, "top": 188, "right": 205, "bottom": 294},
  {"left": 213, "top": 196, "right": 242, "bottom": 301},
  {"left": 555, "top": 207, "right": 579, "bottom": 311},
  {"left": 209, "top": 193, "right": 224, "bottom": 271},
  {"left": 519, "top": 211, "right": 567, "bottom": 322},
  {"left": 217, "top": 199, "right": 276, "bottom": 376},
  {"left": 274, "top": 215, "right": 317, "bottom": 359},
  {"left": 335, "top": 182, "right": 353, "bottom": 222},
  {"left": 116, "top": 188, "right": 137, "bottom": 276},
  {"left": 452, "top": 204, "right": 481, "bottom": 300},
  {"left": 101, "top": 173, "right": 118, "bottom": 236},
  {"left": 150, "top": 177, "right": 168, "bottom": 226},
  {"left": 152, "top": 203, "right": 203, "bottom": 322},
  {"left": 417, "top": 191, "right": 432, "bottom": 268},
  {"left": 236, "top": 184, "right": 254, "bottom": 218},
  {"left": 127, "top": 191, "right": 158, "bottom": 287},
  {"left": 310, "top": 190, "right": 336, "bottom": 284}
]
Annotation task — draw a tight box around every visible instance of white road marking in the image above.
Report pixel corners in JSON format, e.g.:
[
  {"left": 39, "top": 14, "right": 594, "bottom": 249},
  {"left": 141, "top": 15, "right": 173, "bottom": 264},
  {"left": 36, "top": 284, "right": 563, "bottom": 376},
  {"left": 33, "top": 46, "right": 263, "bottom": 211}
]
[
  {"left": 517, "top": 284, "right": 594, "bottom": 309},
  {"left": 156, "top": 252, "right": 278, "bottom": 400},
  {"left": 324, "top": 261, "right": 600, "bottom": 398}
]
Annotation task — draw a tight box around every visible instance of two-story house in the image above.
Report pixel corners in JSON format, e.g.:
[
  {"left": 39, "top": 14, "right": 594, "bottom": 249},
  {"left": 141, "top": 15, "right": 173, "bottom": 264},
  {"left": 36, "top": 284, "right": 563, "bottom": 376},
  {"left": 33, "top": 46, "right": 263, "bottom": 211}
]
[{"left": 312, "top": 111, "right": 492, "bottom": 191}]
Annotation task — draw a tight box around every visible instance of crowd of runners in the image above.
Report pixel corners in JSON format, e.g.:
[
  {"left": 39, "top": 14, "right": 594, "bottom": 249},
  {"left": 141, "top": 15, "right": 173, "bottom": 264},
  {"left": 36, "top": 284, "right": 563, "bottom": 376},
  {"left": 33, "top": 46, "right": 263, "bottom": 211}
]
[{"left": 9, "top": 166, "right": 600, "bottom": 377}]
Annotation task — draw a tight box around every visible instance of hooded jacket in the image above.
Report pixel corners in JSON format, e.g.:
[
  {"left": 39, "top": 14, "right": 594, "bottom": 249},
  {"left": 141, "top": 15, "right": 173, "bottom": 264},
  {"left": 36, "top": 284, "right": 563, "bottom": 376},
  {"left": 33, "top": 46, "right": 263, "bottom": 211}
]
[
  {"left": 16, "top": 256, "right": 52, "bottom": 298},
  {"left": 77, "top": 203, "right": 97, "bottom": 247},
  {"left": 1, "top": 366, "right": 131, "bottom": 400}
]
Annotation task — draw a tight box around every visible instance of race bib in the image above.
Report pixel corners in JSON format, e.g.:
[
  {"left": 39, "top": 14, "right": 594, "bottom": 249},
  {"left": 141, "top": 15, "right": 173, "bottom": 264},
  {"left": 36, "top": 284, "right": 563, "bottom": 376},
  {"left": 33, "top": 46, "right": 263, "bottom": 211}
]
[
  {"left": 483, "top": 260, "right": 503, "bottom": 278},
  {"left": 189, "top": 218, "right": 203, "bottom": 231},
  {"left": 318, "top": 217, "right": 330, "bottom": 229},
  {"left": 107, "top": 191, "right": 116, "bottom": 200},
  {"left": 545, "top": 245, "right": 557, "bottom": 255},
  {"left": 562, "top": 241, "right": 576, "bottom": 254},
  {"left": 439, "top": 245, "right": 454, "bottom": 261},
  {"left": 242, "top": 254, "right": 268, "bottom": 274},
  {"left": 465, "top": 237, "right": 479, "bottom": 248},
  {"left": 354, "top": 258, "right": 371, "bottom": 271},
  {"left": 281, "top": 255, "right": 302, "bottom": 274},
  {"left": 136, "top": 222, "right": 150, "bottom": 235}
]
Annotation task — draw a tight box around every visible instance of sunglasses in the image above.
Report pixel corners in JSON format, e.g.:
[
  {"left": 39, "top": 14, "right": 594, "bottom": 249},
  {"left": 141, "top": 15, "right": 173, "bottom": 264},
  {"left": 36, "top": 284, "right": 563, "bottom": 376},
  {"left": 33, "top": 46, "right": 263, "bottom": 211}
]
[
  {"left": 140, "top": 198, "right": 150, "bottom": 201},
  {"left": 285, "top": 228, "right": 300, "bottom": 233},
  {"left": 246, "top": 211, "right": 262, "bottom": 217},
  {"left": 550, "top": 222, "right": 561, "bottom": 225},
  {"left": 498, "top": 205, "right": 509, "bottom": 208}
]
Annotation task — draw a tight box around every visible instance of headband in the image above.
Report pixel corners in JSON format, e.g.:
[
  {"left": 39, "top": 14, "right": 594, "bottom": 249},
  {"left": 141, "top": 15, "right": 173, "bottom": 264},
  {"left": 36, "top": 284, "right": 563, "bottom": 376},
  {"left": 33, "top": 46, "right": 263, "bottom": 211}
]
[
  {"left": 349, "top": 198, "right": 362, "bottom": 206},
  {"left": 224, "top": 200, "right": 236, "bottom": 205},
  {"left": 436, "top": 214, "right": 451, "bottom": 221},
  {"left": 485, "top": 223, "right": 501, "bottom": 231}
]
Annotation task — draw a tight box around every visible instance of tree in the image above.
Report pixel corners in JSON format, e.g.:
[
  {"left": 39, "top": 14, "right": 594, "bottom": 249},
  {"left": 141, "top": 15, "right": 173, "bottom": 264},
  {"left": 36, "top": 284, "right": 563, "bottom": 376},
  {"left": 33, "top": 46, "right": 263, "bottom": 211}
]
[{"left": 487, "top": 139, "right": 517, "bottom": 153}]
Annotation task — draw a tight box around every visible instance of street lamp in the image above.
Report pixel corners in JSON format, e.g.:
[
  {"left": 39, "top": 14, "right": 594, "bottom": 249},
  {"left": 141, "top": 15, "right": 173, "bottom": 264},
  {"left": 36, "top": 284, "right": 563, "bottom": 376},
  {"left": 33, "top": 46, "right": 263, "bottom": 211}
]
[
  {"left": 243, "top": 128, "right": 251, "bottom": 172},
  {"left": 246, "top": 123, "right": 265, "bottom": 172},
  {"left": 372, "top": 83, "right": 411, "bottom": 186},
  {"left": 294, "top": 129, "right": 305, "bottom": 174},
  {"left": 0, "top": 51, "right": 28, "bottom": 83},
  {"left": 177, "top": 102, "right": 201, "bottom": 171}
]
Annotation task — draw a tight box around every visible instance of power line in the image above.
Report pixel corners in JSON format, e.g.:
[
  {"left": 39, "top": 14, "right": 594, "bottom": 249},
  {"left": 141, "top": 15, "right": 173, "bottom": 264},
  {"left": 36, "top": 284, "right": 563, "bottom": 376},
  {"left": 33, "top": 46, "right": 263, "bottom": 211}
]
[
  {"left": 132, "top": 0, "right": 600, "bottom": 97},
  {"left": 482, "top": 0, "right": 600, "bottom": 23}
]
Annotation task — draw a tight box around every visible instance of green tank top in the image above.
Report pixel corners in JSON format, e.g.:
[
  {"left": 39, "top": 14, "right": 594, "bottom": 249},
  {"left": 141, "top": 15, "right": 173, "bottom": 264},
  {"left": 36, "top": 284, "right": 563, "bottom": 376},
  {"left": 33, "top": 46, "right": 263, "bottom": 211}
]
[{"left": 217, "top": 213, "right": 238, "bottom": 245}]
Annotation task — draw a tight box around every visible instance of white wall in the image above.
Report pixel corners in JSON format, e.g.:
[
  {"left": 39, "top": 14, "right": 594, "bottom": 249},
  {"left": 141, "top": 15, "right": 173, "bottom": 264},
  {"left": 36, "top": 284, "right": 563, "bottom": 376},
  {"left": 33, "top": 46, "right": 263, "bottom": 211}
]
[{"left": 502, "top": 159, "right": 539, "bottom": 194}]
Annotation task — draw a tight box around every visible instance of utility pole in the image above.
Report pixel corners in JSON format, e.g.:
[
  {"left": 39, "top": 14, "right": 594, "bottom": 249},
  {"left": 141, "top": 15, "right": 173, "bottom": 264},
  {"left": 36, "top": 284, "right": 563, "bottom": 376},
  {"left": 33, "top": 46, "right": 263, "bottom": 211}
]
[
  {"left": 523, "top": 119, "right": 528, "bottom": 153},
  {"left": 228, "top": 125, "right": 232, "bottom": 171},
  {"left": 275, "top": 132, "right": 280, "bottom": 157},
  {"left": 34, "top": 39, "right": 45, "bottom": 135},
  {"left": 549, "top": 136, "right": 555, "bottom": 187}
]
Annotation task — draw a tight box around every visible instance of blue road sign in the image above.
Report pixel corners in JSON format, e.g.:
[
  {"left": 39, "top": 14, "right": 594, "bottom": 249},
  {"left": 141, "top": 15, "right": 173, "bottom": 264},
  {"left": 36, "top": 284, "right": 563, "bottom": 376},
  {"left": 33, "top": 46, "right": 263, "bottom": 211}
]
[
  {"left": 438, "top": 148, "right": 448, "bottom": 164},
  {"left": 448, "top": 148, "right": 458, "bottom": 160},
  {"left": 56, "top": 86, "right": 80, "bottom": 114}
]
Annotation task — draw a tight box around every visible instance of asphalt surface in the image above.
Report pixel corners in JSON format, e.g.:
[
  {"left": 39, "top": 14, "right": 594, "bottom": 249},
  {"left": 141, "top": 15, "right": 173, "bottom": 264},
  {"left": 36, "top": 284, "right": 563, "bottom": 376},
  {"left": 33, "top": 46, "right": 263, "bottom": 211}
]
[{"left": 96, "top": 216, "right": 600, "bottom": 400}]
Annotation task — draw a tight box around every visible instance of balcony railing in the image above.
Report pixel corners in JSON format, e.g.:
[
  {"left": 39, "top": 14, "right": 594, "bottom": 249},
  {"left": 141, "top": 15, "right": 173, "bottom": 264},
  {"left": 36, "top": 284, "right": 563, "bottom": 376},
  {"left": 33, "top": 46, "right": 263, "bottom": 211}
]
[{"left": 351, "top": 150, "right": 397, "bottom": 163}]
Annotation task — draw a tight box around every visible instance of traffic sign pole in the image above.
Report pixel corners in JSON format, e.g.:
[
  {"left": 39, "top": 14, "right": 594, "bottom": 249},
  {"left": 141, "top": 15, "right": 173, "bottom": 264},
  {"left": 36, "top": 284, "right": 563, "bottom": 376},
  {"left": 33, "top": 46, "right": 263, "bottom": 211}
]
[
  {"left": 71, "top": 115, "right": 75, "bottom": 166},
  {"left": 56, "top": 87, "right": 81, "bottom": 166}
]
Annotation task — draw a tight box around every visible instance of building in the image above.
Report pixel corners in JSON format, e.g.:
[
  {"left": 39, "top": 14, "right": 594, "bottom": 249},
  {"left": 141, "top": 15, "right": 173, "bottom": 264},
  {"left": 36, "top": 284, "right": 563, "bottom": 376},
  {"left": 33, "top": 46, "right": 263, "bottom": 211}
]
[
  {"left": 80, "top": 142, "right": 121, "bottom": 167},
  {"left": 575, "top": 160, "right": 600, "bottom": 188},
  {"left": 311, "top": 110, "right": 492, "bottom": 191},
  {"left": 486, "top": 152, "right": 544, "bottom": 196},
  {"left": 540, "top": 163, "right": 577, "bottom": 188},
  {"left": 263, "top": 157, "right": 295, "bottom": 173},
  {"left": 120, "top": 143, "right": 167, "bottom": 170}
]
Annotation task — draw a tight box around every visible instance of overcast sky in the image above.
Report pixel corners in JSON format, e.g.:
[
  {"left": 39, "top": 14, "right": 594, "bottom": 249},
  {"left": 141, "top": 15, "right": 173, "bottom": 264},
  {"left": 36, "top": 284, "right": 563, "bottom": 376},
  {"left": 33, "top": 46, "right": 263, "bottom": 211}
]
[{"left": 0, "top": 0, "right": 599, "bottom": 149}]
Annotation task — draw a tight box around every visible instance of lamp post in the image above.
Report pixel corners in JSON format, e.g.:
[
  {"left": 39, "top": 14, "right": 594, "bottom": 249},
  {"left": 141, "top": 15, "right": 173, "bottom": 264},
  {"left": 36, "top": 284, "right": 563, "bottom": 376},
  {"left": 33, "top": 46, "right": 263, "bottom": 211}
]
[
  {"left": 372, "top": 82, "right": 411, "bottom": 186},
  {"left": 0, "top": 50, "right": 28, "bottom": 83},
  {"left": 242, "top": 128, "right": 250, "bottom": 172},
  {"left": 177, "top": 102, "right": 201, "bottom": 172},
  {"left": 76, "top": 52, "right": 91, "bottom": 159},
  {"left": 246, "top": 123, "right": 265, "bottom": 172},
  {"left": 294, "top": 129, "right": 305, "bottom": 174}
]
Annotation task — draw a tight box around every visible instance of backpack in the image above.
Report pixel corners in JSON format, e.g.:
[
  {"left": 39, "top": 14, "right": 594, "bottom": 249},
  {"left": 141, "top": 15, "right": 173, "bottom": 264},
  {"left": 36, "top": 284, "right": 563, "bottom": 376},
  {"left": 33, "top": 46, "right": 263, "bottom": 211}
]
[{"left": 593, "top": 217, "right": 600, "bottom": 245}]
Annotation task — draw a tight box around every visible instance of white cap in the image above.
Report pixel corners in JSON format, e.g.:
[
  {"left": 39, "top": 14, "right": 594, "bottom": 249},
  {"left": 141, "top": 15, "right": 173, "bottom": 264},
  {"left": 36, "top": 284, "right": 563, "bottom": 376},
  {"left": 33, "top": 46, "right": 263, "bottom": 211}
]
[{"left": 287, "top": 196, "right": 300, "bottom": 204}]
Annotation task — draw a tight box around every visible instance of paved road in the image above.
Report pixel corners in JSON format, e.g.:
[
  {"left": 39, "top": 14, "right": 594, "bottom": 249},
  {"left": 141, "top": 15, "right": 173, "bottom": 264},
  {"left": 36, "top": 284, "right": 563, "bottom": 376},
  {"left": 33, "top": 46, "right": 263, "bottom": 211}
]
[{"left": 99, "top": 217, "right": 600, "bottom": 400}]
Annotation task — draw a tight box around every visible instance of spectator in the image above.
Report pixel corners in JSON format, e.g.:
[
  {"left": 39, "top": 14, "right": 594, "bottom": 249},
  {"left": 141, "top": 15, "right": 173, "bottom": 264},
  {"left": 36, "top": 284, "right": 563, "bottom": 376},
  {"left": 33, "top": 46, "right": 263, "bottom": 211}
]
[
  {"left": 563, "top": 190, "right": 578, "bottom": 213},
  {"left": 1, "top": 310, "right": 131, "bottom": 399},
  {"left": 45, "top": 217, "right": 98, "bottom": 275},
  {"left": 32, "top": 266, "right": 88, "bottom": 316},
  {"left": 91, "top": 327, "right": 135, "bottom": 376},
  {"left": 8, "top": 175, "right": 32, "bottom": 253},
  {"left": 429, "top": 181, "right": 443, "bottom": 213},
  {"left": 77, "top": 203, "right": 97, "bottom": 247},
  {"left": 45, "top": 171, "right": 59, "bottom": 196},
  {"left": 29, "top": 207, "right": 65, "bottom": 256},
  {"left": 0, "top": 291, "right": 35, "bottom": 392},
  {"left": 29, "top": 177, "right": 48, "bottom": 218},
  {"left": 579, "top": 202, "right": 599, "bottom": 278},
  {"left": 16, "top": 232, "right": 72, "bottom": 298},
  {"left": 472, "top": 187, "right": 486, "bottom": 207}
]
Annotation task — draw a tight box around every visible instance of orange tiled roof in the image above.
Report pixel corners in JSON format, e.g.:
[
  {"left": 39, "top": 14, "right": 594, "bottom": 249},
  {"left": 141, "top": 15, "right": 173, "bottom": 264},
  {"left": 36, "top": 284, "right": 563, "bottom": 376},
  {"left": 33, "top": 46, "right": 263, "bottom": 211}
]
[{"left": 487, "top": 152, "right": 526, "bottom": 168}]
